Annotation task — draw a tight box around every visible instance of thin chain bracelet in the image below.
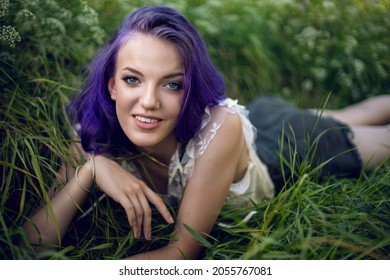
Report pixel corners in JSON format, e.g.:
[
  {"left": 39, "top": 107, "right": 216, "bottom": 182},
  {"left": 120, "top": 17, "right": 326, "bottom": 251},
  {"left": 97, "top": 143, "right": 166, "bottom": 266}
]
[{"left": 75, "top": 165, "right": 91, "bottom": 192}]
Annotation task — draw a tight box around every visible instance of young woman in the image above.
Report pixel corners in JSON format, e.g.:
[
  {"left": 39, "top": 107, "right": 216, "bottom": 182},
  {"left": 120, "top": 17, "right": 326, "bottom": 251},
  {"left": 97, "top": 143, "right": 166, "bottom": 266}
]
[{"left": 23, "top": 6, "right": 390, "bottom": 259}]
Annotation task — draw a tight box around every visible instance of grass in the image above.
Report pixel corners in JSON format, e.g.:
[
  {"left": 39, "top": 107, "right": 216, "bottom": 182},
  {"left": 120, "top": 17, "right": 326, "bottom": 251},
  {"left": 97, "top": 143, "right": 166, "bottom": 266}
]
[
  {"left": 1, "top": 81, "right": 389, "bottom": 259},
  {"left": 1, "top": 0, "right": 389, "bottom": 260}
]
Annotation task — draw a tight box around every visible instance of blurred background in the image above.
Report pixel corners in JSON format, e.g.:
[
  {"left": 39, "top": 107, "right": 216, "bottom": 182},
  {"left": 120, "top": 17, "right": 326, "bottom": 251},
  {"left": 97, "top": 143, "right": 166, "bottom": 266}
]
[
  {"left": 1, "top": 0, "right": 389, "bottom": 259},
  {"left": 2, "top": 0, "right": 389, "bottom": 106}
]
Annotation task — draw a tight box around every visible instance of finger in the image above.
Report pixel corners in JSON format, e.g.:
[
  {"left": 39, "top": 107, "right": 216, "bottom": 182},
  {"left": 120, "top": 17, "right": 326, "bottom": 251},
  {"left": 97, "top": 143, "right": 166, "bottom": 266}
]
[
  {"left": 136, "top": 193, "right": 152, "bottom": 240},
  {"left": 119, "top": 197, "right": 136, "bottom": 229},
  {"left": 127, "top": 194, "right": 144, "bottom": 238},
  {"left": 119, "top": 194, "right": 143, "bottom": 238},
  {"left": 143, "top": 186, "right": 174, "bottom": 224}
]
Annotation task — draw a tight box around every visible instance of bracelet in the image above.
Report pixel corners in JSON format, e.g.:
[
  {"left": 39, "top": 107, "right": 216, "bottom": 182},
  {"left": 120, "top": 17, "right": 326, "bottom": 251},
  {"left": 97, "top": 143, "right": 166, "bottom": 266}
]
[
  {"left": 88, "top": 155, "right": 96, "bottom": 185},
  {"left": 75, "top": 165, "right": 91, "bottom": 192}
]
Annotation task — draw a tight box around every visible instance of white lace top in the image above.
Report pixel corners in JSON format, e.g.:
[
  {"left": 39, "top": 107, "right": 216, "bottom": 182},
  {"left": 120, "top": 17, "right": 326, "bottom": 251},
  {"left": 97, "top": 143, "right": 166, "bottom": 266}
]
[{"left": 167, "top": 98, "right": 275, "bottom": 207}]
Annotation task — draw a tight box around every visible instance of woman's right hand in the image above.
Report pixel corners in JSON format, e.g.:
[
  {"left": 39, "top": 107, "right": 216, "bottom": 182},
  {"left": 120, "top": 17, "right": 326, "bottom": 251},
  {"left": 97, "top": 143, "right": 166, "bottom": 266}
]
[{"left": 93, "top": 155, "right": 174, "bottom": 240}]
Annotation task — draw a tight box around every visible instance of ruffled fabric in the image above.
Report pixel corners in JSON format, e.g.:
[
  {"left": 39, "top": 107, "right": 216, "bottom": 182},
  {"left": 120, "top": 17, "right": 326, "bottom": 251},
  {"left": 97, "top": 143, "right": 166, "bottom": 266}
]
[{"left": 168, "top": 98, "right": 275, "bottom": 207}]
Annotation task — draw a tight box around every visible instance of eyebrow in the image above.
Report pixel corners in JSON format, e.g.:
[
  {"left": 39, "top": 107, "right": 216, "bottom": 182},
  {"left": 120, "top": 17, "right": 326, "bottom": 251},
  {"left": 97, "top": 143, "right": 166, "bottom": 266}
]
[{"left": 122, "top": 67, "right": 184, "bottom": 79}]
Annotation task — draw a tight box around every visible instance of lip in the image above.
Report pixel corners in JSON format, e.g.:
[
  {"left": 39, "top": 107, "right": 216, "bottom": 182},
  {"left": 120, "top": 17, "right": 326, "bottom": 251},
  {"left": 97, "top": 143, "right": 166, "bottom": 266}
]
[{"left": 132, "top": 114, "right": 162, "bottom": 130}]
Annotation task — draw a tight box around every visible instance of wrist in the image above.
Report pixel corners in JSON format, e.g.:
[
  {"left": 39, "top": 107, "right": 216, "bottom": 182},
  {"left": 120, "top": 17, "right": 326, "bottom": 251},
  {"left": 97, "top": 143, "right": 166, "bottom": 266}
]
[
  {"left": 93, "top": 155, "right": 112, "bottom": 188},
  {"left": 88, "top": 155, "right": 96, "bottom": 185},
  {"left": 75, "top": 162, "right": 94, "bottom": 192}
]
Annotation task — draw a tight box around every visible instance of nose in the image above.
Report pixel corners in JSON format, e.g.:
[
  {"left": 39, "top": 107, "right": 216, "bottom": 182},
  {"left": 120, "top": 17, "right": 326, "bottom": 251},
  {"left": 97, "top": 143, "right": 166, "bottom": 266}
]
[{"left": 139, "top": 85, "right": 160, "bottom": 110}]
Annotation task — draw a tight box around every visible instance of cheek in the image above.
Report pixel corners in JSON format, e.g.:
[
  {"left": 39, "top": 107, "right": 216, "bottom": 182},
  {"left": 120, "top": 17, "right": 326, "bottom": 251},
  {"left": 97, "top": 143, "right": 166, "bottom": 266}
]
[
  {"left": 166, "top": 95, "right": 184, "bottom": 116},
  {"left": 115, "top": 92, "right": 136, "bottom": 111},
  {"left": 115, "top": 102, "right": 127, "bottom": 126},
  {"left": 171, "top": 101, "right": 182, "bottom": 117}
]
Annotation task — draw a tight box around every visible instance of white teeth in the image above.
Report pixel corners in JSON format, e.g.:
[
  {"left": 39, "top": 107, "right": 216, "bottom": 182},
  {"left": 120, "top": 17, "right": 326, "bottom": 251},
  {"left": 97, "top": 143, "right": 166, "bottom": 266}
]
[{"left": 135, "top": 116, "right": 159, "bottom": 123}]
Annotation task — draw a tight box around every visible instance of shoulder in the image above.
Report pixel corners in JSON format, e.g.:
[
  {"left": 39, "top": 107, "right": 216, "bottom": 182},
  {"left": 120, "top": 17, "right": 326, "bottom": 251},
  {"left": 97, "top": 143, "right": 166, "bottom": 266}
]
[
  {"left": 210, "top": 102, "right": 245, "bottom": 144},
  {"left": 196, "top": 105, "right": 244, "bottom": 163},
  {"left": 191, "top": 103, "right": 244, "bottom": 157},
  {"left": 211, "top": 106, "right": 242, "bottom": 138},
  {"left": 209, "top": 99, "right": 250, "bottom": 141}
]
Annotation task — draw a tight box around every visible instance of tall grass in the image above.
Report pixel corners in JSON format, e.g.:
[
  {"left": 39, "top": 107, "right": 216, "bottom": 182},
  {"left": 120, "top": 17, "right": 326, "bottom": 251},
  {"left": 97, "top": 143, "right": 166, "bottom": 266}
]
[
  {"left": 216, "top": 165, "right": 390, "bottom": 260},
  {"left": 1, "top": 0, "right": 104, "bottom": 259},
  {"left": 1, "top": 0, "right": 389, "bottom": 260}
]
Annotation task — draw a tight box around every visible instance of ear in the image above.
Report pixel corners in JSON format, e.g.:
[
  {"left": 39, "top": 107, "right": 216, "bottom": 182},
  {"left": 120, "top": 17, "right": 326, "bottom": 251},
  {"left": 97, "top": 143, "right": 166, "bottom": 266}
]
[{"left": 108, "top": 77, "right": 117, "bottom": 100}]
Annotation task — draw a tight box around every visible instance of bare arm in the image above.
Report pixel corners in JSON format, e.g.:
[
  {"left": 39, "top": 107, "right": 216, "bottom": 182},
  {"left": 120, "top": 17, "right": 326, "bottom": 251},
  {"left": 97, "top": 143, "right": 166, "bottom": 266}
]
[
  {"left": 23, "top": 148, "right": 174, "bottom": 249},
  {"left": 126, "top": 112, "right": 247, "bottom": 259},
  {"left": 23, "top": 156, "right": 93, "bottom": 247}
]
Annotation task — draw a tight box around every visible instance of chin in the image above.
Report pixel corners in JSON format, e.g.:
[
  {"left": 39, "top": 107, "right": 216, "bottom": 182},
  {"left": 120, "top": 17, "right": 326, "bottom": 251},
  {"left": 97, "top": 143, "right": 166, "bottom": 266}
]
[{"left": 129, "top": 136, "right": 161, "bottom": 150}]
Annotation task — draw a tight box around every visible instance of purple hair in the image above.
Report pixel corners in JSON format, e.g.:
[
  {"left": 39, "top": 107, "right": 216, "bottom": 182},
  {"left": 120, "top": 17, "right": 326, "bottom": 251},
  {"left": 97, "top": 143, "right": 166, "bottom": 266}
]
[{"left": 67, "top": 6, "right": 226, "bottom": 156}]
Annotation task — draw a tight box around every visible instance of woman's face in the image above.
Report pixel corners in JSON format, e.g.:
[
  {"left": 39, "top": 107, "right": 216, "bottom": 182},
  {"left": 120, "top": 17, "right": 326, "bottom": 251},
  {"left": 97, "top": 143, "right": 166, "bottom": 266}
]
[{"left": 109, "top": 33, "right": 184, "bottom": 155}]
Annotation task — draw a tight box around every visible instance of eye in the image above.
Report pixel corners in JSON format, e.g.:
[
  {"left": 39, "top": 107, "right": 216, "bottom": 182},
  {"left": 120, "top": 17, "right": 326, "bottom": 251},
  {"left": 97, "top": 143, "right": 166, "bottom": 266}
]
[
  {"left": 121, "top": 76, "right": 140, "bottom": 85},
  {"left": 164, "top": 82, "right": 183, "bottom": 91}
]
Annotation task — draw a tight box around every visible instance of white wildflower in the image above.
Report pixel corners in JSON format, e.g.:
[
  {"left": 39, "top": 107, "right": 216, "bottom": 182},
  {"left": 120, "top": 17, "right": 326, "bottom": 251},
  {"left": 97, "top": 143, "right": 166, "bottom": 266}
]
[
  {"left": 301, "top": 79, "right": 313, "bottom": 92},
  {"left": 0, "top": 0, "right": 9, "bottom": 18},
  {"left": 353, "top": 59, "right": 365, "bottom": 75},
  {"left": 0, "top": 25, "right": 21, "bottom": 47}
]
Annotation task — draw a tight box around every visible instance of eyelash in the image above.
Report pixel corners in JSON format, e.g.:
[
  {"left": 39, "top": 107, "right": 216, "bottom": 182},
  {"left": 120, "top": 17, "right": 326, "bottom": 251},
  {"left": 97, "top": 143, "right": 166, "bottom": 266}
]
[
  {"left": 164, "top": 82, "right": 183, "bottom": 91},
  {"left": 120, "top": 76, "right": 183, "bottom": 91},
  {"left": 121, "top": 76, "right": 140, "bottom": 85}
]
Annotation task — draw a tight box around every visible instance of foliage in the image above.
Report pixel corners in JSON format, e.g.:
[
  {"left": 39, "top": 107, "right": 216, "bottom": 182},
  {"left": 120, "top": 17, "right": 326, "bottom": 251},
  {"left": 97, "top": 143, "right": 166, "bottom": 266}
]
[
  {"left": 1, "top": 0, "right": 389, "bottom": 260},
  {"left": 87, "top": 0, "right": 390, "bottom": 105},
  {"left": 0, "top": 0, "right": 105, "bottom": 259},
  {"left": 212, "top": 165, "right": 390, "bottom": 260},
  {"left": 1, "top": 0, "right": 106, "bottom": 88}
]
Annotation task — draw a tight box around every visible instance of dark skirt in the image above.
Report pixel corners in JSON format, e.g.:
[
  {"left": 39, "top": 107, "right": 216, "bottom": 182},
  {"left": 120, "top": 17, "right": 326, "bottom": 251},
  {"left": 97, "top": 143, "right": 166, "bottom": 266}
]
[{"left": 247, "top": 96, "right": 362, "bottom": 193}]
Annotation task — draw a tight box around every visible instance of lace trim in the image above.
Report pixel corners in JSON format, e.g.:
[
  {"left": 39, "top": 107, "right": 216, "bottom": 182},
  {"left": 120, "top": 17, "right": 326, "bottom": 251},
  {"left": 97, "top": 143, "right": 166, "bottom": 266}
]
[
  {"left": 196, "top": 122, "right": 221, "bottom": 156},
  {"left": 168, "top": 98, "right": 248, "bottom": 196},
  {"left": 168, "top": 98, "right": 275, "bottom": 204}
]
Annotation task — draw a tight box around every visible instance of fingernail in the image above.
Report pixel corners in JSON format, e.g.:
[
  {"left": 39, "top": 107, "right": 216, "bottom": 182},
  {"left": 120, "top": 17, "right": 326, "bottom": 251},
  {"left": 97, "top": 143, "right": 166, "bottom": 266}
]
[
  {"left": 169, "top": 217, "right": 174, "bottom": 224},
  {"left": 146, "top": 233, "right": 152, "bottom": 240}
]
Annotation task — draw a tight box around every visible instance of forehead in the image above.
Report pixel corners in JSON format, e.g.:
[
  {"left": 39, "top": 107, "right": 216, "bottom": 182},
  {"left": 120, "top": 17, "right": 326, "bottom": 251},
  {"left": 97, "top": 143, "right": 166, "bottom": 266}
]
[{"left": 116, "top": 33, "right": 183, "bottom": 73}]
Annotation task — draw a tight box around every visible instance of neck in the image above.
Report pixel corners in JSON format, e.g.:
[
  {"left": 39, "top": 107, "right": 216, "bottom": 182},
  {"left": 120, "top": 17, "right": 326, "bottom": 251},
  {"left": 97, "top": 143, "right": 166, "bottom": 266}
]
[{"left": 138, "top": 139, "right": 178, "bottom": 168}]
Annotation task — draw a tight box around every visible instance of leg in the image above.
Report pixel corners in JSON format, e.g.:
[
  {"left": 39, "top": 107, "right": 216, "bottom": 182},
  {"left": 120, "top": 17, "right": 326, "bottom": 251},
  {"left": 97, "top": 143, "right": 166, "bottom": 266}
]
[
  {"left": 349, "top": 125, "right": 390, "bottom": 169},
  {"left": 320, "top": 95, "right": 390, "bottom": 126}
]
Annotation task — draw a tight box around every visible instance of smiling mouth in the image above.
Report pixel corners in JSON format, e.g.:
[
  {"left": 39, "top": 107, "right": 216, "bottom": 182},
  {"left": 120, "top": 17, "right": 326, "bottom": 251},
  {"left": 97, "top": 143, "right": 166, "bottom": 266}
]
[{"left": 134, "top": 115, "right": 161, "bottom": 123}]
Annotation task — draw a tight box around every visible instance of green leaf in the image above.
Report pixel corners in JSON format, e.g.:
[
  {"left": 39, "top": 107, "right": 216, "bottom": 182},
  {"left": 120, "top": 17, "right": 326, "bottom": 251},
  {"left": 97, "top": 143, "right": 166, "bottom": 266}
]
[{"left": 183, "top": 224, "right": 213, "bottom": 249}]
